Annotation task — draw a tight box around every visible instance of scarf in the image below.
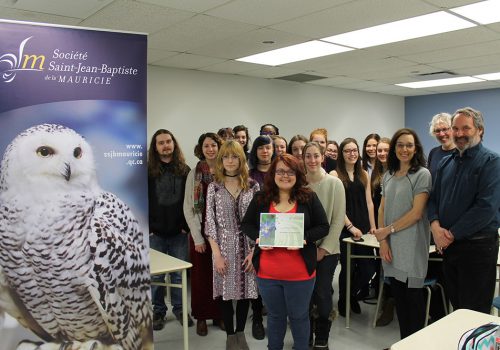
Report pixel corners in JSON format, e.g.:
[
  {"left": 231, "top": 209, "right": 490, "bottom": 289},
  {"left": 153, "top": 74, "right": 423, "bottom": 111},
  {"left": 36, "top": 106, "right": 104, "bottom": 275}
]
[{"left": 193, "top": 160, "right": 214, "bottom": 214}]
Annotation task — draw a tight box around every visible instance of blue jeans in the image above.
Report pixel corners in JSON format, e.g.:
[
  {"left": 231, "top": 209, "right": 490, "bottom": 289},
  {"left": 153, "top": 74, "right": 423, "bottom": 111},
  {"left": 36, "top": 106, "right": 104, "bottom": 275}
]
[
  {"left": 150, "top": 233, "right": 188, "bottom": 317},
  {"left": 257, "top": 277, "right": 315, "bottom": 350}
]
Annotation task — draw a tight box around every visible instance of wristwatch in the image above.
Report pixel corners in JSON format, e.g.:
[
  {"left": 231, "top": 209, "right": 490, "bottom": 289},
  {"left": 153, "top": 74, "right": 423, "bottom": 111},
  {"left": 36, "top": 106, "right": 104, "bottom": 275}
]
[{"left": 390, "top": 224, "right": 395, "bottom": 234}]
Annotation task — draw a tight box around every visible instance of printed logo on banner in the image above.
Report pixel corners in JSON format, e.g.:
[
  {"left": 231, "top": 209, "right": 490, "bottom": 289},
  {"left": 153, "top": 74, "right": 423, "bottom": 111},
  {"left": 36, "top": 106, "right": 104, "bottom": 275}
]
[
  {"left": 0, "top": 35, "right": 140, "bottom": 85},
  {"left": 0, "top": 36, "right": 44, "bottom": 83}
]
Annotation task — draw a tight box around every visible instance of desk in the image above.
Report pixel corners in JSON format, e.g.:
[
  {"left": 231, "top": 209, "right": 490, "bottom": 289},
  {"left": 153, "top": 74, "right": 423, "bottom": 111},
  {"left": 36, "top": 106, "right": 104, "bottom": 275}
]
[
  {"left": 343, "top": 234, "right": 437, "bottom": 328},
  {"left": 390, "top": 309, "right": 499, "bottom": 350},
  {"left": 150, "top": 249, "right": 192, "bottom": 350}
]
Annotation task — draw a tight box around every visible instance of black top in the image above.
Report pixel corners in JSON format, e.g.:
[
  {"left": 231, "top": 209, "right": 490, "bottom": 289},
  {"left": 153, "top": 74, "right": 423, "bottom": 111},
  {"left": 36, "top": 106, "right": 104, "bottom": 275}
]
[
  {"left": 241, "top": 191, "right": 329, "bottom": 275},
  {"left": 344, "top": 177, "right": 370, "bottom": 234},
  {"left": 148, "top": 161, "right": 190, "bottom": 236}
]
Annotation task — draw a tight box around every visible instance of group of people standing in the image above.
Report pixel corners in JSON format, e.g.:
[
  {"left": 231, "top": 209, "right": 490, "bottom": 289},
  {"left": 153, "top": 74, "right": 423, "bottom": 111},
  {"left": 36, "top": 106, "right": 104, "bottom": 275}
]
[{"left": 147, "top": 107, "right": 500, "bottom": 350}]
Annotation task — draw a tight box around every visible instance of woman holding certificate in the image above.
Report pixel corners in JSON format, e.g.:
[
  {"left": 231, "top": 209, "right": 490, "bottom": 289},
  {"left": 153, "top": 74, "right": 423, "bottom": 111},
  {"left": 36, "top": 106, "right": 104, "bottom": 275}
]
[
  {"left": 241, "top": 154, "right": 329, "bottom": 350},
  {"left": 303, "top": 142, "right": 346, "bottom": 350},
  {"left": 205, "top": 140, "right": 260, "bottom": 350}
]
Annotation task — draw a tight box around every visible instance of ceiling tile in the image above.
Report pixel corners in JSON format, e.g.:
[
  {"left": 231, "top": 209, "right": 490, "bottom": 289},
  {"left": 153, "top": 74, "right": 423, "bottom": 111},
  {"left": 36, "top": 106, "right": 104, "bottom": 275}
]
[
  {"left": 0, "top": 7, "right": 81, "bottom": 25},
  {"left": 202, "top": 60, "right": 260, "bottom": 74},
  {"left": 137, "top": 0, "right": 231, "bottom": 13},
  {"left": 205, "top": 0, "right": 348, "bottom": 26},
  {"left": 147, "top": 48, "right": 180, "bottom": 64},
  {"left": 271, "top": 0, "right": 438, "bottom": 38},
  {"left": 190, "top": 28, "right": 310, "bottom": 59},
  {"left": 80, "top": 0, "right": 194, "bottom": 34},
  {"left": 148, "top": 14, "right": 257, "bottom": 51},
  {"left": 431, "top": 53, "right": 500, "bottom": 70},
  {"left": 3, "top": 0, "right": 112, "bottom": 19},
  {"left": 243, "top": 67, "right": 305, "bottom": 79},
  {"left": 152, "top": 52, "right": 225, "bottom": 69}
]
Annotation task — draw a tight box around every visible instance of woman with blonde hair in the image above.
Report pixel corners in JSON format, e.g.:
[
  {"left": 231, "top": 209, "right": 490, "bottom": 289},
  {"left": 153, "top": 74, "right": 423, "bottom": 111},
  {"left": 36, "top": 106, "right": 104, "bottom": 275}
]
[{"left": 205, "top": 140, "right": 260, "bottom": 350}]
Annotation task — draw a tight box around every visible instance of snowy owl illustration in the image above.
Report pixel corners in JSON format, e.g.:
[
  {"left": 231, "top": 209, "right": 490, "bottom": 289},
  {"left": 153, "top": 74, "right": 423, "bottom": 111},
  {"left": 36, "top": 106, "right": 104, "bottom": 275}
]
[{"left": 0, "top": 124, "right": 152, "bottom": 350}]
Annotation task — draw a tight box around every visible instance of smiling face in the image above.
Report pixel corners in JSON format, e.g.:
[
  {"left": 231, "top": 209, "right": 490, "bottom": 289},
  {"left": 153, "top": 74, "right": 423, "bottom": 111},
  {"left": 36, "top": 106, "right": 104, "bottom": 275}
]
[
  {"left": 433, "top": 122, "right": 453, "bottom": 148},
  {"left": 202, "top": 137, "right": 219, "bottom": 161},
  {"left": 365, "top": 138, "right": 378, "bottom": 160},
  {"left": 291, "top": 140, "right": 306, "bottom": 159},
  {"left": 235, "top": 130, "right": 247, "bottom": 147},
  {"left": 274, "top": 138, "right": 287, "bottom": 155},
  {"left": 274, "top": 161, "right": 296, "bottom": 192},
  {"left": 395, "top": 134, "right": 416, "bottom": 165},
  {"left": 304, "top": 144, "right": 324, "bottom": 173},
  {"left": 325, "top": 143, "right": 338, "bottom": 160},
  {"left": 452, "top": 114, "right": 482, "bottom": 152},
  {"left": 342, "top": 142, "right": 359, "bottom": 166},
  {"left": 376, "top": 141, "right": 390, "bottom": 164}
]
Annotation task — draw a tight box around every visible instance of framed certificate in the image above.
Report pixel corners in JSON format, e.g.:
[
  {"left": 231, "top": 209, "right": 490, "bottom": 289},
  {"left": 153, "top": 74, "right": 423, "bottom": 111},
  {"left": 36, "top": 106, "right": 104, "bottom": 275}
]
[{"left": 258, "top": 213, "right": 304, "bottom": 248}]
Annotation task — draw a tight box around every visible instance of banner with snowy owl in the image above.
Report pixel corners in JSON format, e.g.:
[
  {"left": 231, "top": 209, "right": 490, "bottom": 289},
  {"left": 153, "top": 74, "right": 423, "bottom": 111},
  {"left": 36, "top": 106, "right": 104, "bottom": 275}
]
[{"left": 0, "top": 20, "right": 152, "bottom": 350}]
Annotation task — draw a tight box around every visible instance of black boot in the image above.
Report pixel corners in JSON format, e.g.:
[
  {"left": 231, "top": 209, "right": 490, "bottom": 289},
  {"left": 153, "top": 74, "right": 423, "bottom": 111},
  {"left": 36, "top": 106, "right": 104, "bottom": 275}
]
[{"left": 252, "top": 310, "right": 265, "bottom": 340}]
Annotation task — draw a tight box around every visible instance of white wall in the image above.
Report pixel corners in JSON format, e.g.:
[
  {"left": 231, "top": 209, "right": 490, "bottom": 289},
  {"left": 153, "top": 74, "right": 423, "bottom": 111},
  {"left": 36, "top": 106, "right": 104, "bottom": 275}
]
[{"left": 148, "top": 65, "right": 405, "bottom": 168}]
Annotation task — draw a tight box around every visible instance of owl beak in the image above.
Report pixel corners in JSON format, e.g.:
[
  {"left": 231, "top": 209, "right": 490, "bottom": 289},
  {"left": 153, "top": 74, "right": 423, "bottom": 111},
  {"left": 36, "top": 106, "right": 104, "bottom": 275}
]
[{"left": 63, "top": 163, "right": 71, "bottom": 181}]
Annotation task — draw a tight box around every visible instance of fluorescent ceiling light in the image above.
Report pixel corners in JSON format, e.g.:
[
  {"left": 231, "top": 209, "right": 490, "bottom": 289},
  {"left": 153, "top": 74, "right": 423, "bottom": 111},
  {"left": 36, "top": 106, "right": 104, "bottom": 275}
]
[
  {"left": 473, "top": 72, "right": 500, "bottom": 80},
  {"left": 322, "top": 12, "right": 475, "bottom": 49},
  {"left": 450, "top": 0, "right": 500, "bottom": 25},
  {"left": 396, "top": 76, "right": 483, "bottom": 88},
  {"left": 236, "top": 41, "right": 353, "bottom": 66}
]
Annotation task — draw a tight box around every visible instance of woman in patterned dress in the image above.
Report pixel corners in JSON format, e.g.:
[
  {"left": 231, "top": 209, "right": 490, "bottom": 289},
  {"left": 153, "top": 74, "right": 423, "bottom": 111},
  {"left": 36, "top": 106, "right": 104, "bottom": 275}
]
[{"left": 205, "top": 140, "right": 260, "bottom": 350}]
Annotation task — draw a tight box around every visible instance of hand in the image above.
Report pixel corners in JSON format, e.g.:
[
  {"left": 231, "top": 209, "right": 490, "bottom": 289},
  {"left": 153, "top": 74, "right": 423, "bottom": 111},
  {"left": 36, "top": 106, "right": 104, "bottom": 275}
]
[
  {"left": 194, "top": 243, "right": 206, "bottom": 253},
  {"left": 379, "top": 240, "right": 392, "bottom": 263},
  {"left": 243, "top": 251, "right": 254, "bottom": 273},
  {"left": 374, "top": 227, "right": 389, "bottom": 242},
  {"left": 256, "top": 238, "right": 274, "bottom": 250},
  {"left": 431, "top": 223, "right": 454, "bottom": 254},
  {"left": 368, "top": 227, "right": 377, "bottom": 235},
  {"left": 350, "top": 226, "right": 363, "bottom": 238},
  {"left": 317, "top": 247, "right": 327, "bottom": 262},
  {"left": 213, "top": 254, "right": 227, "bottom": 275}
]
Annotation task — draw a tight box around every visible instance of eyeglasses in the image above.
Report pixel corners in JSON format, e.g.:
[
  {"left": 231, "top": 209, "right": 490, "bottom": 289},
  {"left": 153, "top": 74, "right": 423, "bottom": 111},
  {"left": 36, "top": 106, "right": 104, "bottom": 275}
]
[
  {"left": 433, "top": 127, "right": 450, "bottom": 134},
  {"left": 343, "top": 148, "right": 358, "bottom": 154},
  {"left": 260, "top": 131, "right": 276, "bottom": 136},
  {"left": 222, "top": 155, "right": 239, "bottom": 160},
  {"left": 275, "top": 169, "right": 296, "bottom": 177},
  {"left": 396, "top": 143, "right": 415, "bottom": 149}
]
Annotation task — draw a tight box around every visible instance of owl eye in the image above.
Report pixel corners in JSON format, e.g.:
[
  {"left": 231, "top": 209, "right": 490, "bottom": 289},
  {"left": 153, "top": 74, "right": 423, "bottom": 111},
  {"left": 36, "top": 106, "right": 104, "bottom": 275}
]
[
  {"left": 73, "top": 147, "right": 82, "bottom": 159},
  {"left": 36, "top": 146, "right": 55, "bottom": 157}
]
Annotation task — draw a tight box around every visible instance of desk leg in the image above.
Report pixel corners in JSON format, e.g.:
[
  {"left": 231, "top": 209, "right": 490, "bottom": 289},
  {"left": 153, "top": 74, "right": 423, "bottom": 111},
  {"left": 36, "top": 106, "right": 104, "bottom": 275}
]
[
  {"left": 346, "top": 242, "right": 351, "bottom": 328},
  {"left": 182, "top": 269, "right": 189, "bottom": 350}
]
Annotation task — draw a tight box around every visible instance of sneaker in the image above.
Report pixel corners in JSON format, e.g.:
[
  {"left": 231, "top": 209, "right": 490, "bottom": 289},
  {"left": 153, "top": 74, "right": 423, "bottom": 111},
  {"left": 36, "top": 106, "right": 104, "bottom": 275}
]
[
  {"left": 153, "top": 313, "right": 166, "bottom": 331},
  {"left": 313, "top": 338, "right": 329, "bottom": 350},
  {"left": 175, "top": 311, "right": 194, "bottom": 327},
  {"left": 252, "top": 315, "right": 265, "bottom": 340}
]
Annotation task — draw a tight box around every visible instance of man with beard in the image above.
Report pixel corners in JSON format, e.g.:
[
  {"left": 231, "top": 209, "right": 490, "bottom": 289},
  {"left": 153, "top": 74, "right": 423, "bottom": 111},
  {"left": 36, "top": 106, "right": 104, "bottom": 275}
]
[
  {"left": 148, "top": 129, "right": 194, "bottom": 329},
  {"left": 428, "top": 107, "right": 500, "bottom": 314}
]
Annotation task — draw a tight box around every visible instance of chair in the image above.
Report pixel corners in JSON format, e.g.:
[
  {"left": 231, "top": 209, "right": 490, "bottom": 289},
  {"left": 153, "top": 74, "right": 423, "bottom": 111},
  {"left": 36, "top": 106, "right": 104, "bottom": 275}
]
[
  {"left": 373, "top": 277, "right": 448, "bottom": 328},
  {"left": 492, "top": 296, "right": 500, "bottom": 310}
]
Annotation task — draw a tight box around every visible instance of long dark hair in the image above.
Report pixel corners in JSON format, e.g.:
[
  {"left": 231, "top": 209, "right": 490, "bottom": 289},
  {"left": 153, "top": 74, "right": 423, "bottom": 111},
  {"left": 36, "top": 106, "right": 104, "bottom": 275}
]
[
  {"left": 194, "top": 132, "right": 223, "bottom": 160},
  {"left": 336, "top": 138, "right": 368, "bottom": 188},
  {"left": 362, "top": 133, "right": 380, "bottom": 171},
  {"left": 261, "top": 154, "right": 312, "bottom": 205},
  {"left": 387, "top": 128, "right": 426, "bottom": 174},
  {"left": 147, "top": 129, "right": 189, "bottom": 177}
]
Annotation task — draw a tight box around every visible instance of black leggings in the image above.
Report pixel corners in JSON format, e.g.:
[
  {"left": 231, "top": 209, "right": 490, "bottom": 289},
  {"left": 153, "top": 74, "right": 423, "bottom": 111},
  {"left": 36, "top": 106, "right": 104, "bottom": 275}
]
[{"left": 219, "top": 299, "right": 250, "bottom": 335}]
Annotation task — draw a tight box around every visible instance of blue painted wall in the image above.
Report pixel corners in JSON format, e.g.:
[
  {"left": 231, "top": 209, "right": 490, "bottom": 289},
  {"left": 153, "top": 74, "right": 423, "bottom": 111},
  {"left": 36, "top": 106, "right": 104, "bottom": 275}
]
[{"left": 405, "top": 88, "right": 500, "bottom": 157}]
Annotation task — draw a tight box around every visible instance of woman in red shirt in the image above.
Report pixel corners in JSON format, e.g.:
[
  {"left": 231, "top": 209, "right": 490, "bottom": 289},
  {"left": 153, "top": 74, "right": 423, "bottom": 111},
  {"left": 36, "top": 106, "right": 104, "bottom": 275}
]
[{"left": 242, "top": 154, "right": 329, "bottom": 350}]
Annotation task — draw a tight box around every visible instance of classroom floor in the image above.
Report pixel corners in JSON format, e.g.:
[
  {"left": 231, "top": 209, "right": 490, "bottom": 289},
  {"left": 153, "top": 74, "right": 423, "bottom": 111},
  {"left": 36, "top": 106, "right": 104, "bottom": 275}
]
[{"left": 154, "top": 271, "right": 402, "bottom": 350}]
